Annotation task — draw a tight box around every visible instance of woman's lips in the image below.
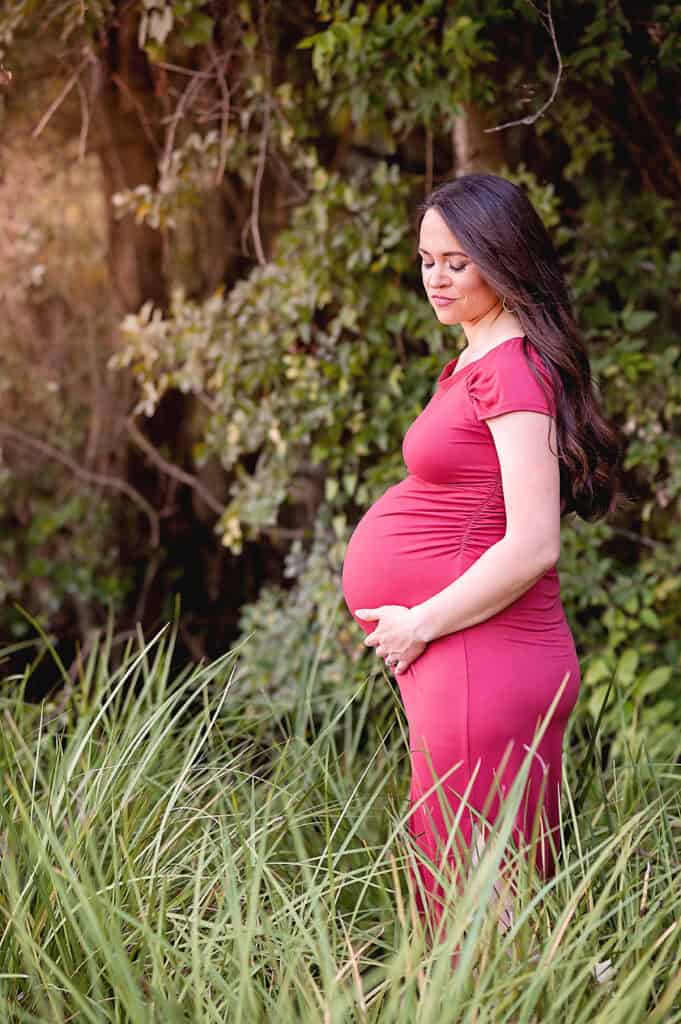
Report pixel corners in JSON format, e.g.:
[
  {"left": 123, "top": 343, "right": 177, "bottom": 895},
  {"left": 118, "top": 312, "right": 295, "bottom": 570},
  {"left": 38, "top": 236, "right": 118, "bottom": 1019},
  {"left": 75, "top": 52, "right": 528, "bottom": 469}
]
[{"left": 431, "top": 296, "right": 456, "bottom": 307}]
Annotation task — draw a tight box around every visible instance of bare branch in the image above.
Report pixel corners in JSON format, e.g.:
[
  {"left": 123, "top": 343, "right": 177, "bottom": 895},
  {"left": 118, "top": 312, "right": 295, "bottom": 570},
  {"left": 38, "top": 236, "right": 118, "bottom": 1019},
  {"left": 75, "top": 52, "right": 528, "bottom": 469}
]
[
  {"left": 609, "top": 527, "right": 669, "bottom": 552},
  {"left": 74, "top": 62, "right": 91, "bottom": 160},
  {"left": 159, "top": 67, "right": 207, "bottom": 181},
  {"left": 247, "top": 0, "right": 272, "bottom": 265},
  {"left": 485, "top": 0, "right": 563, "bottom": 133},
  {"left": 32, "top": 51, "right": 91, "bottom": 138},
  {"left": 210, "top": 45, "right": 232, "bottom": 187},
  {"left": 249, "top": 96, "right": 270, "bottom": 265},
  {"left": 111, "top": 71, "right": 161, "bottom": 154},
  {"left": 155, "top": 61, "right": 214, "bottom": 79},
  {"left": 124, "top": 418, "right": 226, "bottom": 517},
  {"left": 0, "top": 423, "right": 160, "bottom": 547},
  {"left": 133, "top": 549, "right": 163, "bottom": 624},
  {"left": 622, "top": 67, "right": 681, "bottom": 189}
]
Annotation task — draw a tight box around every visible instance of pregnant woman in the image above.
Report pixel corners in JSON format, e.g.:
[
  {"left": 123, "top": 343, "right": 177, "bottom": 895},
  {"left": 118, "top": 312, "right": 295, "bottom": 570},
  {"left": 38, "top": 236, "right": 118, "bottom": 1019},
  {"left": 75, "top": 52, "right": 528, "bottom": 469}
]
[{"left": 341, "top": 173, "right": 622, "bottom": 938}]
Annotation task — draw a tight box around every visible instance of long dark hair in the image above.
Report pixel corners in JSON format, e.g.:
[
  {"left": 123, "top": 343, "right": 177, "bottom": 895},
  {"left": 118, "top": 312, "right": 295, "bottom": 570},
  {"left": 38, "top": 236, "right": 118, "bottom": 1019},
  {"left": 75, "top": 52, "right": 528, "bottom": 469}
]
[{"left": 418, "top": 173, "right": 626, "bottom": 522}]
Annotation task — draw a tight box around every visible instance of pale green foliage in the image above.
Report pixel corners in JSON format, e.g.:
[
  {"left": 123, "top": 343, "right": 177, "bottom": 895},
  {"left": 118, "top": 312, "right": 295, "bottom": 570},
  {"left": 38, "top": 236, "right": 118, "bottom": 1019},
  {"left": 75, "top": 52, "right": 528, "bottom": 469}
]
[
  {"left": 137, "top": 0, "right": 214, "bottom": 59},
  {"left": 111, "top": 160, "right": 448, "bottom": 552},
  {"left": 0, "top": 0, "right": 113, "bottom": 58},
  {"left": 299, "top": 1, "right": 497, "bottom": 138},
  {"left": 236, "top": 515, "right": 363, "bottom": 710}
]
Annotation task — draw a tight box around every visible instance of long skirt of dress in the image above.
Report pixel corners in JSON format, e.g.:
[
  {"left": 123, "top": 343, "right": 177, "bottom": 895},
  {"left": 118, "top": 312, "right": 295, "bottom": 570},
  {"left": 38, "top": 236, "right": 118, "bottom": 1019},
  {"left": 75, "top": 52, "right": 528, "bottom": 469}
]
[{"left": 394, "top": 618, "right": 579, "bottom": 935}]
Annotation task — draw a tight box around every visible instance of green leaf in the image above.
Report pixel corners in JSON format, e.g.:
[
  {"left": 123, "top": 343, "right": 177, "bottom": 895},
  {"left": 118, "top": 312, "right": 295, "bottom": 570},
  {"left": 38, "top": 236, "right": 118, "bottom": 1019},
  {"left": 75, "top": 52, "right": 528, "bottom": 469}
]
[
  {"left": 639, "top": 608, "right": 661, "bottom": 629},
  {"left": 640, "top": 666, "right": 673, "bottom": 695},
  {"left": 621, "top": 310, "right": 658, "bottom": 332},
  {"left": 616, "top": 648, "right": 639, "bottom": 684},
  {"left": 584, "top": 657, "right": 612, "bottom": 685},
  {"left": 180, "top": 13, "right": 214, "bottom": 47},
  {"left": 297, "top": 32, "right": 325, "bottom": 50}
]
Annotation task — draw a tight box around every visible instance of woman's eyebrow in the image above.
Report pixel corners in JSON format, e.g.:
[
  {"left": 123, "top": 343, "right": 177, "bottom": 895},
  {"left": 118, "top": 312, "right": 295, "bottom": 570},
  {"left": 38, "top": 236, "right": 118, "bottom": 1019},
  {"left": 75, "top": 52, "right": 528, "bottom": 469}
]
[{"left": 418, "top": 247, "right": 468, "bottom": 258}]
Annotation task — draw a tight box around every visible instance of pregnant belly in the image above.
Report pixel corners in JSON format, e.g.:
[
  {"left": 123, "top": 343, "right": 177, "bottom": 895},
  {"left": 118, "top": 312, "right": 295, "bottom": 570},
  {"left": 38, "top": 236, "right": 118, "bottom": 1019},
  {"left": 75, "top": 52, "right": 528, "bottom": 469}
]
[
  {"left": 341, "top": 479, "right": 473, "bottom": 622},
  {"left": 340, "top": 476, "right": 565, "bottom": 636}
]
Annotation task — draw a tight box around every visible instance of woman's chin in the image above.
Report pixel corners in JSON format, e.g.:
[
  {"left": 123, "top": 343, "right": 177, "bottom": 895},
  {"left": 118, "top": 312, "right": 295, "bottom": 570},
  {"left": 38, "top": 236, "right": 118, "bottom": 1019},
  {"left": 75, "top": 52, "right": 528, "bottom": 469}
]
[{"left": 433, "top": 306, "right": 461, "bottom": 325}]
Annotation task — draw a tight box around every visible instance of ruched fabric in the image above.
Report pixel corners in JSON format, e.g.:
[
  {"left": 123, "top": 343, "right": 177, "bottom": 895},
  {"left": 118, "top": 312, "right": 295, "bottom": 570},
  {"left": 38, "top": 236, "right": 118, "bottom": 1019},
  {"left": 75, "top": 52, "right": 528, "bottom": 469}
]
[{"left": 341, "top": 336, "right": 580, "bottom": 927}]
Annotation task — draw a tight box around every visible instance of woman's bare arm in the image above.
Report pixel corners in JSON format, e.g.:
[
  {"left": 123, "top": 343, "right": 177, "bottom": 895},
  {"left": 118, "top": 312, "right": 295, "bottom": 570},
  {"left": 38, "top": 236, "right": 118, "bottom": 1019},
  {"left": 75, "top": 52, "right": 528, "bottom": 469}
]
[{"left": 410, "top": 410, "right": 561, "bottom": 644}]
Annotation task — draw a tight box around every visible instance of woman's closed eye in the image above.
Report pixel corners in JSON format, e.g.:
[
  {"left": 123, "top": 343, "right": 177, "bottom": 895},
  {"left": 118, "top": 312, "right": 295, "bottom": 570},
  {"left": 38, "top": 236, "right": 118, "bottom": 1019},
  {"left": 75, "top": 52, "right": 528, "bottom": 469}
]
[{"left": 422, "top": 261, "right": 467, "bottom": 272}]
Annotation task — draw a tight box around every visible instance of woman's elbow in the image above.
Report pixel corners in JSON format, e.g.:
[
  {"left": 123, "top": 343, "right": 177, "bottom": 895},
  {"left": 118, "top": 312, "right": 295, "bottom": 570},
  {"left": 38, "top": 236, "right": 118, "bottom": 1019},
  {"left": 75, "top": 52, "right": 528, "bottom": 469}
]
[
  {"left": 535, "top": 537, "right": 561, "bottom": 572},
  {"left": 542, "top": 541, "right": 561, "bottom": 570},
  {"left": 507, "top": 533, "right": 560, "bottom": 575}
]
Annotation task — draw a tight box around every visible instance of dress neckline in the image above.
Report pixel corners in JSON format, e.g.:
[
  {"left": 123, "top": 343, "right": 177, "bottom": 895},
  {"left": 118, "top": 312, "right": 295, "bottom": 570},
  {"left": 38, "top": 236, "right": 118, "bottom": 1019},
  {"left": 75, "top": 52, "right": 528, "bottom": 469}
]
[{"left": 438, "top": 335, "right": 526, "bottom": 386}]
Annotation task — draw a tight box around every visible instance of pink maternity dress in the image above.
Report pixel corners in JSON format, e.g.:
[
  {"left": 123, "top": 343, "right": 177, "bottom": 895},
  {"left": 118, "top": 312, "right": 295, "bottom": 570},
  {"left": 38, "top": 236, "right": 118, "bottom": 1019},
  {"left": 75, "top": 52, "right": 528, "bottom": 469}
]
[{"left": 341, "top": 335, "right": 580, "bottom": 926}]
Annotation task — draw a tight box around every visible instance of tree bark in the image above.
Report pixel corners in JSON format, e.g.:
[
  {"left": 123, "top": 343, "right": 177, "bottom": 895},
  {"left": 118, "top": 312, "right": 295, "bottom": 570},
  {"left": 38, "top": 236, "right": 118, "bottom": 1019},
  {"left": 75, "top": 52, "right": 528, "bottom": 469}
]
[
  {"left": 452, "top": 101, "right": 504, "bottom": 175},
  {"left": 91, "top": 2, "right": 166, "bottom": 312}
]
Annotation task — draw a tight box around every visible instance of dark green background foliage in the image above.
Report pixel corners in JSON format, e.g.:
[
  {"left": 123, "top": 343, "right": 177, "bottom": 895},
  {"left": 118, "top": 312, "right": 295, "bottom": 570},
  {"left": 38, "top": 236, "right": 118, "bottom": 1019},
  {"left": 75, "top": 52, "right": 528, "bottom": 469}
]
[{"left": 0, "top": 1, "right": 679, "bottom": 751}]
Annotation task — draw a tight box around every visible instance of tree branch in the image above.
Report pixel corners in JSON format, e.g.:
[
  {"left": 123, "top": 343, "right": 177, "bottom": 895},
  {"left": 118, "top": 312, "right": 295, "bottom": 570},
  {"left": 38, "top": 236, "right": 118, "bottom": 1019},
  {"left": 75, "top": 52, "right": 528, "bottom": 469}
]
[
  {"left": 124, "top": 418, "right": 226, "bottom": 517},
  {"left": 485, "top": 0, "right": 563, "bottom": 133},
  {"left": 621, "top": 67, "right": 681, "bottom": 189},
  {"left": 0, "top": 423, "right": 160, "bottom": 547},
  {"left": 32, "top": 50, "right": 92, "bottom": 139},
  {"left": 248, "top": 96, "right": 270, "bottom": 264},
  {"left": 111, "top": 71, "right": 161, "bottom": 155},
  {"left": 209, "top": 45, "right": 232, "bottom": 187}
]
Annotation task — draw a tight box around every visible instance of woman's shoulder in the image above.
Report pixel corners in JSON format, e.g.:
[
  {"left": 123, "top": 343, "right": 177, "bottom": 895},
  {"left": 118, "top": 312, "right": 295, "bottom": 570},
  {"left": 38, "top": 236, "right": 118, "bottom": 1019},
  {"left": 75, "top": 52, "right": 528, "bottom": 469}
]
[{"left": 465, "top": 337, "right": 557, "bottom": 420}]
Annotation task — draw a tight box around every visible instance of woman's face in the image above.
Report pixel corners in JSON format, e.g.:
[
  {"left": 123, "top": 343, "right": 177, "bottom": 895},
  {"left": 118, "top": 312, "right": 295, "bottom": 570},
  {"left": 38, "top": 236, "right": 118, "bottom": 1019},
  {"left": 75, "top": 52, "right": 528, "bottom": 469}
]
[{"left": 418, "top": 207, "right": 501, "bottom": 326}]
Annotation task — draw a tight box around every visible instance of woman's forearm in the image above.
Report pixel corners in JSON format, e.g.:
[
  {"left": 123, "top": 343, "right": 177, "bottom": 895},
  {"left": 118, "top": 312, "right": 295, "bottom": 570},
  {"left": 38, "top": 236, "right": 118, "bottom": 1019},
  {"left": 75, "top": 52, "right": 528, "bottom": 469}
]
[{"left": 410, "top": 536, "right": 556, "bottom": 644}]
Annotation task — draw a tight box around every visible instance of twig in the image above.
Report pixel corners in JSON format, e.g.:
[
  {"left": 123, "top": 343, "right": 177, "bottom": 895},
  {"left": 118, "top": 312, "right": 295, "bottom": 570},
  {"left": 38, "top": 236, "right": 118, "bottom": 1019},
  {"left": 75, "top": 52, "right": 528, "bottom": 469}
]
[
  {"left": 0, "top": 423, "right": 160, "bottom": 547},
  {"left": 32, "top": 52, "right": 91, "bottom": 138},
  {"left": 133, "top": 549, "right": 163, "bottom": 624},
  {"left": 485, "top": 0, "right": 562, "bottom": 133},
  {"left": 155, "top": 61, "right": 214, "bottom": 79},
  {"left": 249, "top": 96, "right": 270, "bottom": 264},
  {"left": 622, "top": 67, "right": 681, "bottom": 189},
  {"left": 158, "top": 67, "right": 206, "bottom": 180},
  {"left": 83, "top": 318, "right": 103, "bottom": 468},
  {"left": 124, "top": 418, "right": 226, "bottom": 516},
  {"left": 608, "top": 526, "right": 669, "bottom": 552},
  {"left": 111, "top": 71, "right": 161, "bottom": 154},
  {"left": 210, "top": 45, "right": 232, "bottom": 186},
  {"left": 248, "top": 0, "right": 271, "bottom": 264},
  {"left": 74, "top": 64, "right": 92, "bottom": 161}
]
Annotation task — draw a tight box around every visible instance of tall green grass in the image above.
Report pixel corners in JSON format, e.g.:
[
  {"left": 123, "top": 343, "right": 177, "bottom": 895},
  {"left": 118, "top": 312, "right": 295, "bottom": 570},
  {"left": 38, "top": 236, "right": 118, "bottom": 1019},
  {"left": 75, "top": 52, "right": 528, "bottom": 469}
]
[{"left": 0, "top": 619, "right": 679, "bottom": 1022}]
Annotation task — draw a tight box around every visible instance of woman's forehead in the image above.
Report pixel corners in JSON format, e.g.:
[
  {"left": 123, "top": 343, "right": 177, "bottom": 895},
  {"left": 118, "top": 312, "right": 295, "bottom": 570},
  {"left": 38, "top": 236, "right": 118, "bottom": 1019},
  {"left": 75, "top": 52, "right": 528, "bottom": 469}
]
[{"left": 418, "top": 208, "right": 465, "bottom": 254}]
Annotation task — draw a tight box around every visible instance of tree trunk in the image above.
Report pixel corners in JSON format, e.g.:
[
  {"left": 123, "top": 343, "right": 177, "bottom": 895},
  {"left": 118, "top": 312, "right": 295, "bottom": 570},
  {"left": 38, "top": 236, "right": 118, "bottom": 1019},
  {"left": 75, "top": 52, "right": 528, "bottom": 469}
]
[
  {"left": 92, "top": 2, "right": 166, "bottom": 312},
  {"left": 85, "top": 4, "right": 286, "bottom": 659},
  {"left": 452, "top": 102, "right": 504, "bottom": 174}
]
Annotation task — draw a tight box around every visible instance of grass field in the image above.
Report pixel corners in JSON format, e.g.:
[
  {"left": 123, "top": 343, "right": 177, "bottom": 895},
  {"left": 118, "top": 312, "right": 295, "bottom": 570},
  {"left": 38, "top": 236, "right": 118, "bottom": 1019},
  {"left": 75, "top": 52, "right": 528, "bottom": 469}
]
[{"left": 0, "top": 621, "right": 679, "bottom": 1022}]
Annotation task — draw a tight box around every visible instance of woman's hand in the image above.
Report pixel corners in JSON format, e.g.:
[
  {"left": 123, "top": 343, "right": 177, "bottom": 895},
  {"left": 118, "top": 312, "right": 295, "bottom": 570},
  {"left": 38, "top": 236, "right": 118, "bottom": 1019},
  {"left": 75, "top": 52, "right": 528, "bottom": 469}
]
[{"left": 354, "top": 604, "right": 428, "bottom": 675}]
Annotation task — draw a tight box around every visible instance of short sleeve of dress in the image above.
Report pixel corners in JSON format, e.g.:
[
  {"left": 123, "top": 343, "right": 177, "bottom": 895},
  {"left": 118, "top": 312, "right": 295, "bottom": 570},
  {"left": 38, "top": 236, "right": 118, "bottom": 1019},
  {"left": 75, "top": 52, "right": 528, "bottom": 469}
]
[{"left": 465, "top": 343, "right": 557, "bottom": 422}]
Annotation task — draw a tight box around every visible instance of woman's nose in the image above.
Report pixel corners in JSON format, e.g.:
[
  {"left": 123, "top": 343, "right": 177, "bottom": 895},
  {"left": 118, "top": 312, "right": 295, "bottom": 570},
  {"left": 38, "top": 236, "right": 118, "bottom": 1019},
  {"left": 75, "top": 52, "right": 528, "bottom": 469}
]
[{"left": 429, "top": 264, "right": 450, "bottom": 287}]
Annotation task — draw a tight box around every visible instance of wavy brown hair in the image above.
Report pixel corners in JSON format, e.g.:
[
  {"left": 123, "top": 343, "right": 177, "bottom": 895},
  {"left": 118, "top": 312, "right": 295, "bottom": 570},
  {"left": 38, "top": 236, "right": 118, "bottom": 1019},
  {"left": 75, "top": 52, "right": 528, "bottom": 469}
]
[{"left": 418, "top": 173, "right": 626, "bottom": 521}]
